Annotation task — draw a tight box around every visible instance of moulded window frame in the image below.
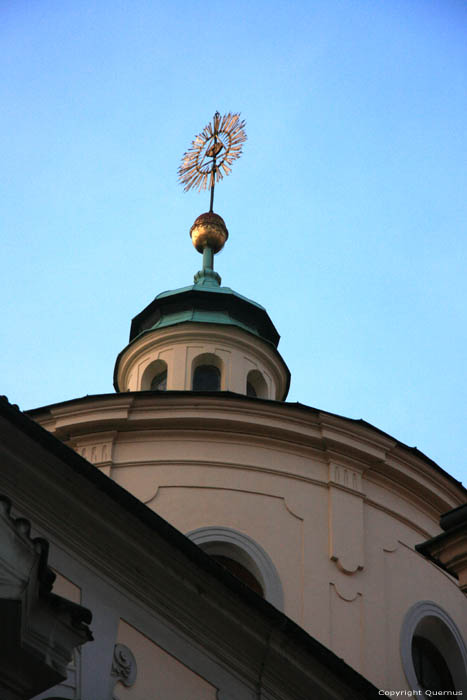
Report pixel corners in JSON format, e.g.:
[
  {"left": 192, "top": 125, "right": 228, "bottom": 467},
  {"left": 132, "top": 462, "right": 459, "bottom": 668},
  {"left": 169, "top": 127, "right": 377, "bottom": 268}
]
[
  {"left": 187, "top": 526, "right": 284, "bottom": 610},
  {"left": 141, "top": 359, "right": 169, "bottom": 391},
  {"left": 400, "top": 600, "right": 467, "bottom": 694},
  {"left": 191, "top": 353, "right": 224, "bottom": 392}
]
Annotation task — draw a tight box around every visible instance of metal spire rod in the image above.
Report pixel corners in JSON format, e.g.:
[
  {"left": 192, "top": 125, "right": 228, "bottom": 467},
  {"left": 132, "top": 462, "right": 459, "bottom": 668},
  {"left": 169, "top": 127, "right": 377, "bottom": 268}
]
[{"left": 209, "top": 172, "right": 215, "bottom": 212}]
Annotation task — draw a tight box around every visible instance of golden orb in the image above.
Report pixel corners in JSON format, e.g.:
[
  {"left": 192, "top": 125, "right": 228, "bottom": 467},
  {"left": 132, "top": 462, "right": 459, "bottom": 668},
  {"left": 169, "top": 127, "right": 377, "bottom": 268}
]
[{"left": 190, "top": 212, "right": 229, "bottom": 254}]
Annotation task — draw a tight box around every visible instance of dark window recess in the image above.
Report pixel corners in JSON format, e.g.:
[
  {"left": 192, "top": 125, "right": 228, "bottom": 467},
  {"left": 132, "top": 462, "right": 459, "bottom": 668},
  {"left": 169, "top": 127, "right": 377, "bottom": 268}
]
[
  {"left": 151, "top": 370, "right": 167, "bottom": 391},
  {"left": 246, "top": 381, "right": 257, "bottom": 397},
  {"left": 212, "top": 555, "right": 264, "bottom": 596},
  {"left": 193, "top": 365, "right": 220, "bottom": 391},
  {"left": 412, "top": 636, "right": 455, "bottom": 692}
]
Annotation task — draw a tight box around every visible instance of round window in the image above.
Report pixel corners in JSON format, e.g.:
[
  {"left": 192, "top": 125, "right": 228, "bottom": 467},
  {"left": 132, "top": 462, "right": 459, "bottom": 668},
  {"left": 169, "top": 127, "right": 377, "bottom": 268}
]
[{"left": 401, "top": 602, "right": 467, "bottom": 694}]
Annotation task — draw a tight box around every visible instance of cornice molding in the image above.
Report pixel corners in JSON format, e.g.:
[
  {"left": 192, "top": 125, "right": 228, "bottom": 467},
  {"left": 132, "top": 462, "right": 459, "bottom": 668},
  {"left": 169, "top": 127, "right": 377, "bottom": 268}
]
[{"left": 29, "top": 393, "right": 465, "bottom": 519}]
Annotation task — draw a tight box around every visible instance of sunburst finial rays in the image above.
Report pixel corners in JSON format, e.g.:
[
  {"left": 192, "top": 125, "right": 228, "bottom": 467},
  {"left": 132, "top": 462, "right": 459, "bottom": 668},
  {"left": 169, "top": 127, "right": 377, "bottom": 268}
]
[{"left": 178, "top": 112, "right": 247, "bottom": 196}]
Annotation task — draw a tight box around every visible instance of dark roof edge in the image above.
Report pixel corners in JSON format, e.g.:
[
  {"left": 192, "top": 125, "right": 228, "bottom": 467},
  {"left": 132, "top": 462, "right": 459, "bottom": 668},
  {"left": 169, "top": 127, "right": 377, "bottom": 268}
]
[
  {"left": 0, "top": 492, "right": 93, "bottom": 633},
  {"left": 440, "top": 503, "right": 467, "bottom": 531},
  {"left": 413, "top": 503, "right": 467, "bottom": 578},
  {"left": 129, "top": 287, "right": 278, "bottom": 344},
  {"left": 0, "top": 395, "right": 376, "bottom": 697},
  {"left": 416, "top": 522, "right": 465, "bottom": 555},
  {"left": 26, "top": 391, "right": 465, "bottom": 494},
  {"left": 415, "top": 535, "right": 460, "bottom": 580}
]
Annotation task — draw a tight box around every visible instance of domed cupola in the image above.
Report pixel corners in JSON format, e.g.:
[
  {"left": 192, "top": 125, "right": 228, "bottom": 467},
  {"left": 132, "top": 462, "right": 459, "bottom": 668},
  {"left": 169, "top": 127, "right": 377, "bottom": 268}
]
[
  {"left": 113, "top": 211, "right": 290, "bottom": 400},
  {"left": 114, "top": 112, "right": 290, "bottom": 400}
]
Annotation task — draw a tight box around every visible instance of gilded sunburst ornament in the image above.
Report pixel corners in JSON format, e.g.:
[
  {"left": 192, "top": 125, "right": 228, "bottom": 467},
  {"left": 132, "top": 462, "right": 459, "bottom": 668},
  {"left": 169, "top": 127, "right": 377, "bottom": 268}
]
[{"left": 179, "top": 112, "right": 246, "bottom": 211}]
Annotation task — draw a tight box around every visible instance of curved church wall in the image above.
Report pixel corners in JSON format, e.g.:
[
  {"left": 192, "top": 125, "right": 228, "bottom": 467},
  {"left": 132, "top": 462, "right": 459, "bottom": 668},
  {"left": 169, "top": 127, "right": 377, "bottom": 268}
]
[
  {"left": 115, "top": 323, "right": 289, "bottom": 400},
  {"left": 31, "top": 392, "right": 467, "bottom": 691}
]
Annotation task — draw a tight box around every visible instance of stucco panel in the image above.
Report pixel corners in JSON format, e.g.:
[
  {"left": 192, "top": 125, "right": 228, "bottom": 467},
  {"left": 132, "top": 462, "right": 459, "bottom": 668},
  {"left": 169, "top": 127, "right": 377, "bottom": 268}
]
[{"left": 114, "top": 620, "right": 217, "bottom": 700}]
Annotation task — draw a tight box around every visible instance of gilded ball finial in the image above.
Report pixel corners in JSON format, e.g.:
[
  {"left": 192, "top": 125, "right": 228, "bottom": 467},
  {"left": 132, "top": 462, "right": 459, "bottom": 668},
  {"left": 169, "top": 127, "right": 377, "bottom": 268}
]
[{"left": 190, "top": 212, "right": 229, "bottom": 254}]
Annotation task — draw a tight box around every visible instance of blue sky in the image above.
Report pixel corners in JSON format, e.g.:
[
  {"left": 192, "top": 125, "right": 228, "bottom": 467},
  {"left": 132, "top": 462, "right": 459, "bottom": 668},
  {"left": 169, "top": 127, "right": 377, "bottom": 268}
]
[{"left": 1, "top": 1, "right": 466, "bottom": 484}]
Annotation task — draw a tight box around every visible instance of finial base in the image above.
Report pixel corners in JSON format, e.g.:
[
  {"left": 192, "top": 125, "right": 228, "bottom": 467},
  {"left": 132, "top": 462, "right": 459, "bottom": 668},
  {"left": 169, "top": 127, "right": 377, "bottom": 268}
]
[{"left": 194, "top": 268, "right": 221, "bottom": 287}]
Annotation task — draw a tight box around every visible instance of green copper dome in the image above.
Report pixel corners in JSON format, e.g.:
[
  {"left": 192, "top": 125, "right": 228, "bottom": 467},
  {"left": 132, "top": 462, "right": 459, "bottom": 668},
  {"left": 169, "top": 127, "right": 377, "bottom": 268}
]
[
  {"left": 126, "top": 213, "right": 281, "bottom": 348},
  {"left": 128, "top": 281, "right": 281, "bottom": 347}
]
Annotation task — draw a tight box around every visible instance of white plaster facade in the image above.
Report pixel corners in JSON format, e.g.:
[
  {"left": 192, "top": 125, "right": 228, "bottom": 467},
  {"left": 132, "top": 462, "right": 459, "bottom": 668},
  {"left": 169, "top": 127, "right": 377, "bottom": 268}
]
[
  {"left": 29, "top": 389, "right": 467, "bottom": 694},
  {"left": 0, "top": 397, "right": 378, "bottom": 700}
]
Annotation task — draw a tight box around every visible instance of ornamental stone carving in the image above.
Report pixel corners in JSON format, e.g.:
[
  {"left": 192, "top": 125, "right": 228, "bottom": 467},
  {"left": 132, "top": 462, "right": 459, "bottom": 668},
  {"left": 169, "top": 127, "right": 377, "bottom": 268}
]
[{"left": 111, "top": 643, "right": 137, "bottom": 698}]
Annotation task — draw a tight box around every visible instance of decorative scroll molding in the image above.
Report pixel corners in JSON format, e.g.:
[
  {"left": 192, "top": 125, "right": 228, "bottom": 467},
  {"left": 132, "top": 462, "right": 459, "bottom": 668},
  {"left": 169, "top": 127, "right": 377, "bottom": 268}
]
[
  {"left": 329, "top": 583, "right": 363, "bottom": 671},
  {"left": 382, "top": 543, "right": 399, "bottom": 553},
  {"left": 330, "top": 580, "right": 362, "bottom": 602},
  {"left": 111, "top": 643, "right": 137, "bottom": 698},
  {"left": 328, "top": 467, "right": 365, "bottom": 574}
]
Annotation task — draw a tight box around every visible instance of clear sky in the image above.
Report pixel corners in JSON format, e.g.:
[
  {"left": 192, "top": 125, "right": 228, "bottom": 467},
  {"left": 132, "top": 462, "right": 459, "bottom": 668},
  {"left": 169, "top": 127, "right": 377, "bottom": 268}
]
[{"left": 2, "top": 1, "right": 466, "bottom": 484}]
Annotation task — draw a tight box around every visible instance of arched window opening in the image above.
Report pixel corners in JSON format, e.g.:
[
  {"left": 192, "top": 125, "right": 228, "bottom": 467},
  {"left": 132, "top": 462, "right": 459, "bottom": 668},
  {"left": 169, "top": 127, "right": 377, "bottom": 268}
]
[
  {"left": 151, "top": 369, "right": 167, "bottom": 391},
  {"left": 246, "top": 369, "right": 268, "bottom": 399},
  {"left": 191, "top": 353, "right": 223, "bottom": 392},
  {"left": 412, "top": 636, "right": 455, "bottom": 692},
  {"left": 212, "top": 554, "right": 264, "bottom": 596},
  {"left": 141, "top": 359, "right": 168, "bottom": 391},
  {"left": 193, "top": 365, "right": 221, "bottom": 391},
  {"left": 187, "top": 526, "right": 284, "bottom": 610}
]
